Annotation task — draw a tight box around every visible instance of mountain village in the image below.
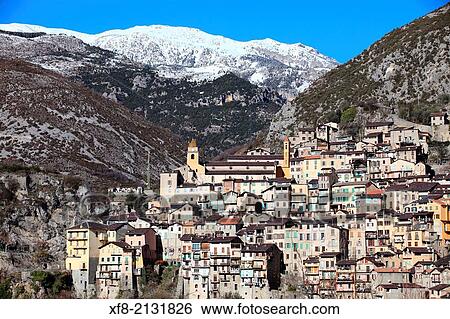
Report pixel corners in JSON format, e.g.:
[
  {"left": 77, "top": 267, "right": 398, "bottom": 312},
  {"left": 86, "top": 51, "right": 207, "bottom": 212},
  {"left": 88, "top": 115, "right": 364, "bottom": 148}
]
[
  {"left": 0, "top": 2, "right": 449, "bottom": 303},
  {"left": 65, "top": 112, "right": 450, "bottom": 299}
]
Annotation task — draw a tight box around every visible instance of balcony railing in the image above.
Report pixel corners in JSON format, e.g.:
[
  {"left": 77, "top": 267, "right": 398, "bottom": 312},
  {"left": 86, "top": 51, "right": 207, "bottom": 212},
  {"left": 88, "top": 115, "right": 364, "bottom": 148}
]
[
  {"left": 336, "top": 276, "right": 353, "bottom": 282},
  {"left": 336, "top": 286, "right": 354, "bottom": 292},
  {"left": 211, "top": 284, "right": 219, "bottom": 291}
]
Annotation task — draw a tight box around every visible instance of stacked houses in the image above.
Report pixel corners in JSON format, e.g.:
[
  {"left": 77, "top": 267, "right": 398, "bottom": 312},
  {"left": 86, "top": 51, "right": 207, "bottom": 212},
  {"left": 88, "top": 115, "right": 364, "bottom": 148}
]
[{"left": 66, "top": 114, "right": 450, "bottom": 298}]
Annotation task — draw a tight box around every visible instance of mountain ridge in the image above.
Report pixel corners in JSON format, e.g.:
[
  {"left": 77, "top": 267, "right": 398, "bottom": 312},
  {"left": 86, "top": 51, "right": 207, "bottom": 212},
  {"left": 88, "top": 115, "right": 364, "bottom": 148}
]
[
  {"left": 0, "top": 30, "right": 285, "bottom": 157},
  {"left": 0, "top": 23, "right": 338, "bottom": 97}
]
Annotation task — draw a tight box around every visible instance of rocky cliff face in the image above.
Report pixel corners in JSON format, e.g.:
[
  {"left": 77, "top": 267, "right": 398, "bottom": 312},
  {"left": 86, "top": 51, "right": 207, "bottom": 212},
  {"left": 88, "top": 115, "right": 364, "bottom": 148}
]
[
  {"left": 267, "top": 3, "right": 450, "bottom": 142},
  {"left": 82, "top": 70, "right": 285, "bottom": 156},
  {"left": 0, "top": 172, "right": 80, "bottom": 273}
]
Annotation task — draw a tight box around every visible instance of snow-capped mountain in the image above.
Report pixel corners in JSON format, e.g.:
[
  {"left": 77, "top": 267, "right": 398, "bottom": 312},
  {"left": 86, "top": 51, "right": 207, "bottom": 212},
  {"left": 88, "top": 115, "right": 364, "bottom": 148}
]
[
  {"left": 0, "top": 29, "right": 285, "bottom": 157},
  {"left": 0, "top": 23, "right": 338, "bottom": 97}
]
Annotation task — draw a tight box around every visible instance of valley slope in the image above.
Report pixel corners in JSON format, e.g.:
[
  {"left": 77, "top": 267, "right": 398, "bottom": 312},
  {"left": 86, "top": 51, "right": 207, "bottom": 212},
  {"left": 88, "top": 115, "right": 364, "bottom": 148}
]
[
  {"left": 0, "top": 58, "right": 184, "bottom": 184},
  {"left": 268, "top": 3, "right": 450, "bottom": 141}
]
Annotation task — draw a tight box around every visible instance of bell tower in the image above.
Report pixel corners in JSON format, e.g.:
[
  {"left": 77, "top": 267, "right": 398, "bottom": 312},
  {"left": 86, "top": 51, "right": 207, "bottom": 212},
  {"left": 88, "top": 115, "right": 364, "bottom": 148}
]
[
  {"left": 186, "top": 139, "right": 205, "bottom": 175},
  {"left": 282, "top": 136, "right": 291, "bottom": 178},
  {"left": 187, "top": 139, "right": 198, "bottom": 169}
]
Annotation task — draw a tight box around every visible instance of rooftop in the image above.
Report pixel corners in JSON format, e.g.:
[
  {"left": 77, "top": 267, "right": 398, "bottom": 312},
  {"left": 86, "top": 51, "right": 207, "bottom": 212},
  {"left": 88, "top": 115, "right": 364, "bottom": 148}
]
[
  {"left": 242, "top": 243, "right": 279, "bottom": 253},
  {"left": 68, "top": 221, "right": 108, "bottom": 231},
  {"left": 218, "top": 216, "right": 242, "bottom": 225},
  {"left": 365, "top": 121, "right": 394, "bottom": 127}
]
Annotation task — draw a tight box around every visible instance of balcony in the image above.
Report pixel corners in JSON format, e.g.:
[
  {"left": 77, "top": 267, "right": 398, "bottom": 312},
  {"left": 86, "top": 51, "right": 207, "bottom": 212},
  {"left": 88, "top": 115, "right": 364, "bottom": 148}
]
[
  {"left": 99, "top": 266, "right": 120, "bottom": 272},
  {"left": 305, "top": 278, "right": 320, "bottom": 285},
  {"left": 336, "top": 275, "right": 353, "bottom": 282},
  {"left": 230, "top": 267, "right": 240, "bottom": 274},
  {"left": 68, "top": 238, "right": 88, "bottom": 241},
  {"left": 333, "top": 191, "right": 351, "bottom": 197},
  {"left": 412, "top": 224, "right": 431, "bottom": 231},
  {"left": 211, "top": 284, "right": 219, "bottom": 291},
  {"left": 356, "top": 287, "right": 372, "bottom": 294},
  {"left": 66, "top": 255, "right": 82, "bottom": 259},
  {"left": 96, "top": 271, "right": 120, "bottom": 280},
  {"left": 72, "top": 247, "right": 87, "bottom": 251},
  {"left": 319, "top": 284, "right": 336, "bottom": 292},
  {"left": 291, "top": 195, "right": 307, "bottom": 203},
  {"left": 336, "top": 285, "right": 354, "bottom": 292},
  {"left": 100, "top": 280, "right": 119, "bottom": 287},
  {"left": 211, "top": 260, "right": 229, "bottom": 267},
  {"left": 241, "top": 262, "right": 253, "bottom": 269},
  {"left": 210, "top": 260, "right": 220, "bottom": 266},
  {"left": 230, "top": 260, "right": 240, "bottom": 266},
  {"left": 219, "top": 268, "right": 230, "bottom": 274},
  {"left": 193, "top": 262, "right": 209, "bottom": 268},
  {"left": 210, "top": 253, "right": 231, "bottom": 258}
]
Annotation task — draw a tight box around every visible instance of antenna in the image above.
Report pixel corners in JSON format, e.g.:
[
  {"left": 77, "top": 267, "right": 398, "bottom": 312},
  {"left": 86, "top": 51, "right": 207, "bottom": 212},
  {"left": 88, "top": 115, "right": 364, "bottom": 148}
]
[{"left": 146, "top": 150, "right": 151, "bottom": 189}]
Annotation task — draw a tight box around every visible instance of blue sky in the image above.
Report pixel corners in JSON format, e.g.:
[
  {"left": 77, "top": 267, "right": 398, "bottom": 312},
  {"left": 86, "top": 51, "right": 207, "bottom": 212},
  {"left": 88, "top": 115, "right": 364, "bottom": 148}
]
[{"left": 0, "top": 0, "right": 447, "bottom": 62}]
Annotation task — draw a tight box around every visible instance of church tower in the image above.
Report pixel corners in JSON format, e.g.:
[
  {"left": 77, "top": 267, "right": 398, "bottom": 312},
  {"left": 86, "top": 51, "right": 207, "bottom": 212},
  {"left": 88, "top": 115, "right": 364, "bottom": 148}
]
[
  {"left": 282, "top": 136, "right": 291, "bottom": 178},
  {"left": 187, "top": 139, "right": 205, "bottom": 175}
]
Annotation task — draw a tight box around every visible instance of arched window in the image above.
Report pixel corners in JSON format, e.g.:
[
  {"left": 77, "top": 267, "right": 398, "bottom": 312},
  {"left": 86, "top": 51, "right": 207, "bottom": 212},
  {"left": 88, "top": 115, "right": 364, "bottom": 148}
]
[{"left": 191, "top": 154, "right": 195, "bottom": 160}]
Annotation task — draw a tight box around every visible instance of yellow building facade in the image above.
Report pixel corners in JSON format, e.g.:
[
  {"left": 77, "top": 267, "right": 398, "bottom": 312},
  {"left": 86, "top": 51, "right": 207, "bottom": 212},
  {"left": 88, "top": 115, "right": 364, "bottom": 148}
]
[
  {"left": 433, "top": 199, "right": 450, "bottom": 242},
  {"left": 66, "top": 222, "right": 108, "bottom": 297}
]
